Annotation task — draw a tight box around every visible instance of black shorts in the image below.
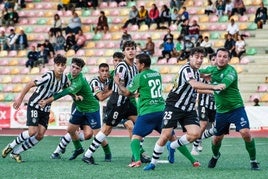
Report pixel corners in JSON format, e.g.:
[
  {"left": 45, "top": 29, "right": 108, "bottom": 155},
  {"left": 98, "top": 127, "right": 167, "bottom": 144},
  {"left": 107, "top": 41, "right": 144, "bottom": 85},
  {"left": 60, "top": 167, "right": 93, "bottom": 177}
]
[
  {"left": 103, "top": 100, "right": 137, "bottom": 127},
  {"left": 26, "top": 106, "right": 50, "bottom": 129},
  {"left": 162, "top": 105, "right": 200, "bottom": 132},
  {"left": 197, "top": 106, "right": 216, "bottom": 123}
]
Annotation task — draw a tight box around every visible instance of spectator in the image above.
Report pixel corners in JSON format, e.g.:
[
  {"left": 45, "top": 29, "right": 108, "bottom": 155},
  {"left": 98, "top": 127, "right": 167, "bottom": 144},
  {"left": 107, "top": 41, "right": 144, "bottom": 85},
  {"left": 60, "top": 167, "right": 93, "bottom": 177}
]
[
  {"left": 216, "top": 0, "right": 225, "bottom": 17},
  {"left": 94, "top": 11, "right": 109, "bottom": 34},
  {"left": 54, "top": 31, "right": 66, "bottom": 51},
  {"left": 137, "top": 5, "right": 148, "bottom": 29},
  {"left": 177, "top": 6, "right": 189, "bottom": 25},
  {"left": 200, "top": 36, "right": 215, "bottom": 55},
  {"left": 253, "top": 98, "right": 260, "bottom": 106},
  {"left": 75, "top": 0, "right": 89, "bottom": 9},
  {"left": 158, "top": 4, "right": 171, "bottom": 28},
  {"left": 171, "top": 8, "right": 179, "bottom": 24},
  {"left": 43, "top": 39, "right": 55, "bottom": 58},
  {"left": 146, "top": 3, "right": 160, "bottom": 29},
  {"left": 57, "top": 0, "right": 74, "bottom": 11},
  {"left": 6, "top": 28, "right": 17, "bottom": 50},
  {"left": 36, "top": 44, "right": 49, "bottom": 67},
  {"left": 25, "top": 45, "right": 38, "bottom": 70},
  {"left": 72, "top": 29, "right": 86, "bottom": 52},
  {"left": 50, "top": 14, "right": 62, "bottom": 36},
  {"left": 160, "top": 36, "right": 174, "bottom": 60},
  {"left": 179, "top": 36, "right": 194, "bottom": 60},
  {"left": 0, "top": 30, "right": 8, "bottom": 50},
  {"left": 204, "top": 0, "right": 215, "bottom": 16},
  {"left": 65, "top": 11, "right": 82, "bottom": 35},
  {"left": 195, "top": 35, "right": 203, "bottom": 47},
  {"left": 170, "top": 0, "right": 182, "bottom": 10},
  {"left": 64, "top": 31, "right": 76, "bottom": 51},
  {"left": 119, "top": 29, "right": 132, "bottom": 50},
  {"left": 141, "top": 37, "right": 155, "bottom": 56},
  {"left": 173, "top": 35, "right": 183, "bottom": 58},
  {"left": 121, "top": 5, "right": 138, "bottom": 29},
  {"left": 254, "top": 2, "right": 267, "bottom": 29},
  {"left": 231, "top": 0, "right": 246, "bottom": 16},
  {"left": 48, "top": 30, "right": 56, "bottom": 48},
  {"left": 187, "top": 20, "right": 200, "bottom": 43},
  {"left": 224, "top": 33, "right": 236, "bottom": 58},
  {"left": 234, "top": 34, "right": 246, "bottom": 60},
  {"left": 163, "top": 28, "right": 174, "bottom": 43},
  {"left": 180, "top": 19, "right": 189, "bottom": 38},
  {"left": 17, "top": 0, "right": 26, "bottom": 9},
  {"left": 225, "top": 0, "right": 234, "bottom": 18},
  {"left": 15, "top": 29, "right": 28, "bottom": 50},
  {"left": 3, "top": 7, "right": 19, "bottom": 27},
  {"left": 226, "top": 18, "right": 239, "bottom": 39}
]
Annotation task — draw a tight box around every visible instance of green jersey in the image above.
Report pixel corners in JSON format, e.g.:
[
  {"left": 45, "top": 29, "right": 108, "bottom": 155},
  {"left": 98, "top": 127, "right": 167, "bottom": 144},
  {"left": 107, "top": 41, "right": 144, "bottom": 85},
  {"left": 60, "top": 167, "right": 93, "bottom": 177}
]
[
  {"left": 200, "top": 64, "right": 244, "bottom": 113},
  {"left": 54, "top": 72, "right": 99, "bottom": 112},
  {"left": 127, "top": 69, "right": 165, "bottom": 115}
]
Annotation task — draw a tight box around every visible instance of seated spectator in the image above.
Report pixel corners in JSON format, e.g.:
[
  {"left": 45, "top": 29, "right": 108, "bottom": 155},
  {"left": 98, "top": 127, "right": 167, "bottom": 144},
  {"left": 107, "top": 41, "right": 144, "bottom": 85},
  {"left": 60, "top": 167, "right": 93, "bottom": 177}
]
[
  {"left": 141, "top": 37, "right": 155, "bottom": 56},
  {"left": 57, "top": 0, "right": 74, "bottom": 11},
  {"left": 3, "top": 7, "right": 19, "bottom": 27},
  {"left": 225, "top": 0, "right": 234, "bottom": 18},
  {"left": 200, "top": 36, "right": 215, "bottom": 55},
  {"left": 50, "top": 14, "right": 62, "bottom": 36},
  {"left": 94, "top": 11, "right": 109, "bottom": 34},
  {"left": 36, "top": 44, "right": 49, "bottom": 67},
  {"left": 64, "top": 31, "right": 76, "bottom": 51},
  {"left": 224, "top": 33, "right": 236, "bottom": 58},
  {"left": 177, "top": 6, "right": 189, "bottom": 25},
  {"left": 17, "top": 0, "right": 26, "bottom": 9},
  {"left": 75, "top": 0, "right": 89, "bottom": 9},
  {"left": 254, "top": 2, "right": 267, "bottom": 29},
  {"left": 136, "top": 42, "right": 142, "bottom": 54},
  {"left": 231, "top": 0, "right": 246, "bottom": 16},
  {"left": 158, "top": 4, "right": 171, "bottom": 28},
  {"left": 72, "top": 29, "right": 86, "bottom": 52},
  {"left": 234, "top": 34, "right": 246, "bottom": 59},
  {"left": 48, "top": 30, "right": 56, "bottom": 47},
  {"left": 226, "top": 18, "right": 239, "bottom": 39},
  {"left": 6, "top": 28, "right": 17, "bottom": 50},
  {"left": 160, "top": 36, "right": 174, "bottom": 60},
  {"left": 195, "top": 35, "right": 203, "bottom": 47},
  {"left": 163, "top": 28, "right": 174, "bottom": 43},
  {"left": 146, "top": 3, "right": 160, "bottom": 29},
  {"left": 187, "top": 20, "right": 200, "bottom": 43},
  {"left": 179, "top": 36, "right": 194, "bottom": 60},
  {"left": 170, "top": 0, "right": 182, "bottom": 9},
  {"left": 25, "top": 45, "right": 38, "bottom": 70},
  {"left": 15, "top": 29, "right": 28, "bottom": 50},
  {"left": 171, "top": 8, "right": 179, "bottom": 24},
  {"left": 121, "top": 5, "right": 138, "bottom": 29},
  {"left": 180, "top": 19, "right": 189, "bottom": 38},
  {"left": 42, "top": 39, "right": 55, "bottom": 58},
  {"left": 137, "top": 5, "right": 148, "bottom": 29},
  {"left": 54, "top": 31, "right": 65, "bottom": 51},
  {"left": 216, "top": 0, "right": 225, "bottom": 17},
  {"left": 205, "top": 0, "right": 215, "bottom": 16},
  {"left": 65, "top": 11, "right": 82, "bottom": 35},
  {"left": 0, "top": 30, "right": 8, "bottom": 50},
  {"left": 120, "top": 29, "right": 132, "bottom": 50},
  {"left": 173, "top": 35, "right": 183, "bottom": 58}
]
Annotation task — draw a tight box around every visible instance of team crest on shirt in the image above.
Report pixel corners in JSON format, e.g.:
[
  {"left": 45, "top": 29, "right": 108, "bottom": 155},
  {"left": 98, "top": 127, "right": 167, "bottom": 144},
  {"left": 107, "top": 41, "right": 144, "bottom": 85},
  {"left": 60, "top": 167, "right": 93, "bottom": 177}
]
[
  {"left": 32, "top": 118, "right": 37, "bottom": 124},
  {"left": 163, "top": 119, "right": 168, "bottom": 126},
  {"left": 187, "top": 72, "right": 193, "bottom": 79}
]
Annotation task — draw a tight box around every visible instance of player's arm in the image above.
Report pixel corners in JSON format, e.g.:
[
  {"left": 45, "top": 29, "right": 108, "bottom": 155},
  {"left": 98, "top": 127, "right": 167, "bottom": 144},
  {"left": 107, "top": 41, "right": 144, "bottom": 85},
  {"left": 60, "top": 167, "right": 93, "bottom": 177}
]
[
  {"left": 95, "top": 89, "right": 113, "bottom": 101},
  {"left": 13, "top": 81, "right": 36, "bottom": 109},
  {"left": 113, "top": 74, "right": 131, "bottom": 96},
  {"left": 189, "top": 79, "right": 225, "bottom": 91}
]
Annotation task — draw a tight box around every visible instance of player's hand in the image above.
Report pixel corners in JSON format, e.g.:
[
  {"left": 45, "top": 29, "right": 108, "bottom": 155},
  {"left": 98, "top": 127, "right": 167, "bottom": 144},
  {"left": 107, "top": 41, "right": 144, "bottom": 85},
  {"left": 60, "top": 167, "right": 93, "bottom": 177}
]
[
  {"left": 75, "top": 95, "right": 83, "bottom": 101},
  {"left": 113, "top": 74, "right": 120, "bottom": 85},
  {"left": 213, "top": 84, "right": 226, "bottom": 91},
  {"left": 38, "top": 100, "right": 47, "bottom": 108},
  {"left": 13, "top": 98, "right": 22, "bottom": 110}
]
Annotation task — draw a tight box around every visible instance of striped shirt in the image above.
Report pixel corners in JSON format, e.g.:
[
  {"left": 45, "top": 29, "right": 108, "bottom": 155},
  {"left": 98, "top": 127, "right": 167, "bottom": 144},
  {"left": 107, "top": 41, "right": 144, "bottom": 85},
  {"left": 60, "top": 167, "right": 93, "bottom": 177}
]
[
  {"left": 198, "top": 79, "right": 216, "bottom": 110},
  {"left": 109, "top": 60, "right": 138, "bottom": 106},
  {"left": 29, "top": 70, "right": 68, "bottom": 112},
  {"left": 166, "top": 63, "right": 200, "bottom": 111},
  {"left": 89, "top": 76, "right": 110, "bottom": 99}
]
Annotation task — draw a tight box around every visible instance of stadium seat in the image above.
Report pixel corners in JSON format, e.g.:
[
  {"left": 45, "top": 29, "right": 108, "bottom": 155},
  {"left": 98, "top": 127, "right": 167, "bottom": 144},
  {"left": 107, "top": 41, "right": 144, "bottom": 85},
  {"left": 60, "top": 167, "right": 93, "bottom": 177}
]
[
  {"left": 96, "top": 42, "right": 105, "bottom": 48},
  {"left": 76, "top": 49, "right": 85, "bottom": 56},
  {"left": 82, "top": 10, "right": 91, "bottom": 17},
  {"left": 163, "top": 83, "right": 173, "bottom": 93},
  {"left": 249, "top": 94, "right": 260, "bottom": 102},
  {"left": 162, "top": 74, "right": 173, "bottom": 83},
  {"left": 104, "top": 49, "right": 114, "bottom": 57},
  {"left": 168, "top": 57, "right": 178, "bottom": 64},
  {"left": 240, "top": 56, "right": 251, "bottom": 64},
  {"left": 209, "top": 15, "right": 219, "bottom": 22},
  {"left": 10, "top": 67, "right": 20, "bottom": 75},
  {"left": 210, "top": 32, "right": 220, "bottom": 39},
  {"left": 4, "top": 93, "right": 15, "bottom": 101},
  {"left": 0, "top": 68, "right": 11, "bottom": 75},
  {"left": 160, "top": 66, "right": 169, "bottom": 74},
  {"left": 86, "top": 49, "right": 95, "bottom": 57},
  {"left": 247, "top": 23, "right": 257, "bottom": 30},
  {"left": 97, "top": 58, "right": 107, "bottom": 65},
  {"left": 2, "top": 76, "right": 12, "bottom": 83},
  {"left": 257, "top": 84, "right": 268, "bottom": 92},
  {"left": 246, "top": 48, "right": 257, "bottom": 55},
  {"left": 0, "top": 93, "right": 4, "bottom": 101},
  {"left": 66, "top": 49, "right": 76, "bottom": 57},
  {"left": 0, "top": 50, "right": 8, "bottom": 57},
  {"left": 260, "top": 93, "right": 268, "bottom": 102},
  {"left": 239, "top": 15, "right": 249, "bottom": 22},
  {"left": 127, "top": 1, "right": 136, "bottom": 7},
  {"left": 30, "top": 67, "right": 40, "bottom": 74},
  {"left": 87, "top": 58, "right": 97, "bottom": 65},
  {"left": 100, "top": 2, "right": 108, "bottom": 8},
  {"left": 0, "top": 59, "right": 8, "bottom": 65},
  {"left": 239, "top": 23, "right": 248, "bottom": 30},
  {"left": 218, "top": 15, "right": 228, "bottom": 23},
  {"left": 8, "top": 50, "right": 17, "bottom": 57},
  {"left": 93, "top": 33, "right": 102, "bottom": 40},
  {"left": 103, "top": 33, "right": 112, "bottom": 40},
  {"left": 230, "top": 57, "right": 240, "bottom": 64},
  {"left": 0, "top": 84, "right": 3, "bottom": 92}
]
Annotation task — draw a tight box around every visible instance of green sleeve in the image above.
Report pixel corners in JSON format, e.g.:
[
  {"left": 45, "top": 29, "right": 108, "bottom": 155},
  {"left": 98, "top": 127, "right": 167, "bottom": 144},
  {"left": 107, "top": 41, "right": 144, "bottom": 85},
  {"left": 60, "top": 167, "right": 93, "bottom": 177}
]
[
  {"left": 221, "top": 68, "right": 237, "bottom": 88},
  {"left": 53, "top": 88, "right": 70, "bottom": 100},
  {"left": 127, "top": 74, "right": 140, "bottom": 93}
]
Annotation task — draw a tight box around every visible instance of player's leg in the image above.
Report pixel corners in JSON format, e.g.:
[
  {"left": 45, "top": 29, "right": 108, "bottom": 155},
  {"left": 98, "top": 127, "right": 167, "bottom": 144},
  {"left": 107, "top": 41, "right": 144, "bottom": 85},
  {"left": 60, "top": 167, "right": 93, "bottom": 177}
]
[
  {"left": 93, "top": 128, "right": 112, "bottom": 162},
  {"left": 67, "top": 122, "right": 84, "bottom": 160},
  {"left": 191, "top": 120, "right": 208, "bottom": 155}
]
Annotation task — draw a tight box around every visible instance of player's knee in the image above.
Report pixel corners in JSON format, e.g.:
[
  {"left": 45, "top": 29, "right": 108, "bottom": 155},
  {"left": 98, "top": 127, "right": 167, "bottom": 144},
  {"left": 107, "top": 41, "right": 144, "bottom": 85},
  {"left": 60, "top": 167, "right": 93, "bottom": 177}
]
[
  {"left": 84, "top": 131, "right": 93, "bottom": 140},
  {"left": 35, "top": 134, "right": 44, "bottom": 141}
]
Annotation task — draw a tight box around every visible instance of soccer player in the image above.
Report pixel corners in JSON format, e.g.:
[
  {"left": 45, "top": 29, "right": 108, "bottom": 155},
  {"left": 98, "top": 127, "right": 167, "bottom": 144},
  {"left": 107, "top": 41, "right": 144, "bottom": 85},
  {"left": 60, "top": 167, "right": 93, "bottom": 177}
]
[
  {"left": 82, "top": 40, "right": 139, "bottom": 165},
  {"left": 39, "top": 58, "right": 100, "bottom": 161},
  {"left": 50, "top": 63, "right": 112, "bottom": 162},
  {"left": 114, "top": 53, "right": 166, "bottom": 167},
  {"left": 191, "top": 53, "right": 217, "bottom": 155},
  {"left": 200, "top": 48, "right": 260, "bottom": 170},
  {"left": 144, "top": 47, "right": 225, "bottom": 171},
  {"left": 1, "top": 54, "right": 69, "bottom": 162}
]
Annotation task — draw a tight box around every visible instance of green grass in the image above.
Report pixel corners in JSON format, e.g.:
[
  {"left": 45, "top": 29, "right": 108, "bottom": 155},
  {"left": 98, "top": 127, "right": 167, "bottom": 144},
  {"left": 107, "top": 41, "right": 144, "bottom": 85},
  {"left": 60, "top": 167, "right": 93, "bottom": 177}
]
[{"left": 0, "top": 136, "right": 267, "bottom": 179}]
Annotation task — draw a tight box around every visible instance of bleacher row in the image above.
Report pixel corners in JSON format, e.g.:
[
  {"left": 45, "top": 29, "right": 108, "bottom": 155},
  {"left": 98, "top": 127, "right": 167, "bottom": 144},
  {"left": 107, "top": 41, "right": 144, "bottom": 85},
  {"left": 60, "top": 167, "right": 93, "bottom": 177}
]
[{"left": 0, "top": 0, "right": 268, "bottom": 105}]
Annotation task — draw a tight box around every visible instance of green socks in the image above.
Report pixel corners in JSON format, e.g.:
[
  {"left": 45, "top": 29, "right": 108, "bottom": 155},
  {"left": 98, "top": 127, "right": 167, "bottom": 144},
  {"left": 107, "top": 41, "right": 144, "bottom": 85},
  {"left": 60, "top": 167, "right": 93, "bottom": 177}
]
[
  {"left": 177, "top": 145, "right": 195, "bottom": 163},
  {"left": 211, "top": 141, "right": 222, "bottom": 157},
  {"left": 245, "top": 138, "right": 256, "bottom": 160},
  {"left": 73, "top": 140, "right": 82, "bottom": 150},
  {"left": 131, "top": 139, "right": 141, "bottom": 161},
  {"left": 102, "top": 144, "right": 111, "bottom": 154}
]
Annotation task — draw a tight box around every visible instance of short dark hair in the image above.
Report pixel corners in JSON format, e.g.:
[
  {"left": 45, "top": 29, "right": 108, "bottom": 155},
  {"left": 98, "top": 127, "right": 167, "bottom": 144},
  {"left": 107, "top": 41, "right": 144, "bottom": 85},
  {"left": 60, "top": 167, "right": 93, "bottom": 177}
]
[
  {"left": 72, "top": 58, "right": 85, "bottom": 68},
  {"left": 136, "top": 53, "right": 151, "bottom": 67},
  {"left": 99, "top": 63, "right": 109, "bottom": 69},
  {"left": 122, "top": 40, "right": 136, "bottom": 51},
  {"left": 54, "top": 54, "right": 67, "bottom": 64},
  {"left": 209, "top": 53, "right": 216, "bottom": 61},
  {"left": 113, "top": 52, "right": 125, "bottom": 59},
  {"left": 189, "top": 47, "right": 207, "bottom": 56},
  {"left": 216, "top": 48, "right": 230, "bottom": 58}
]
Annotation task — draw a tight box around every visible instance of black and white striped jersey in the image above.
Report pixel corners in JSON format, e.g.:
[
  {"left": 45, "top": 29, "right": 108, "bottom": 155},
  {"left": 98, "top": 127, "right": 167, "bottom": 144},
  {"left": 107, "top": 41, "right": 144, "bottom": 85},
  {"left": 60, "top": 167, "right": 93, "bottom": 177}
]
[
  {"left": 89, "top": 76, "right": 110, "bottom": 98},
  {"left": 108, "top": 60, "right": 138, "bottom": 106},
  {"left": 166, "top": 63, "right": 200, "bottom": 111},
  {"left": 198, "top": 79, "right": 216, "bottom": 110},
  {"left": 28, "top": 70, "right": 69, "bottom": 112}
]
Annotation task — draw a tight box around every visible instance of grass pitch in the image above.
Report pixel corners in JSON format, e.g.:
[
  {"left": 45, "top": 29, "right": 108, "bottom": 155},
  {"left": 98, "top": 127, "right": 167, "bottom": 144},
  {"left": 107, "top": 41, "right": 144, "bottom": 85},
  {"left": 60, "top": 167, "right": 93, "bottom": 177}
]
[{"left": 0, "top": 136, "right": 267, "bottom": 179}]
